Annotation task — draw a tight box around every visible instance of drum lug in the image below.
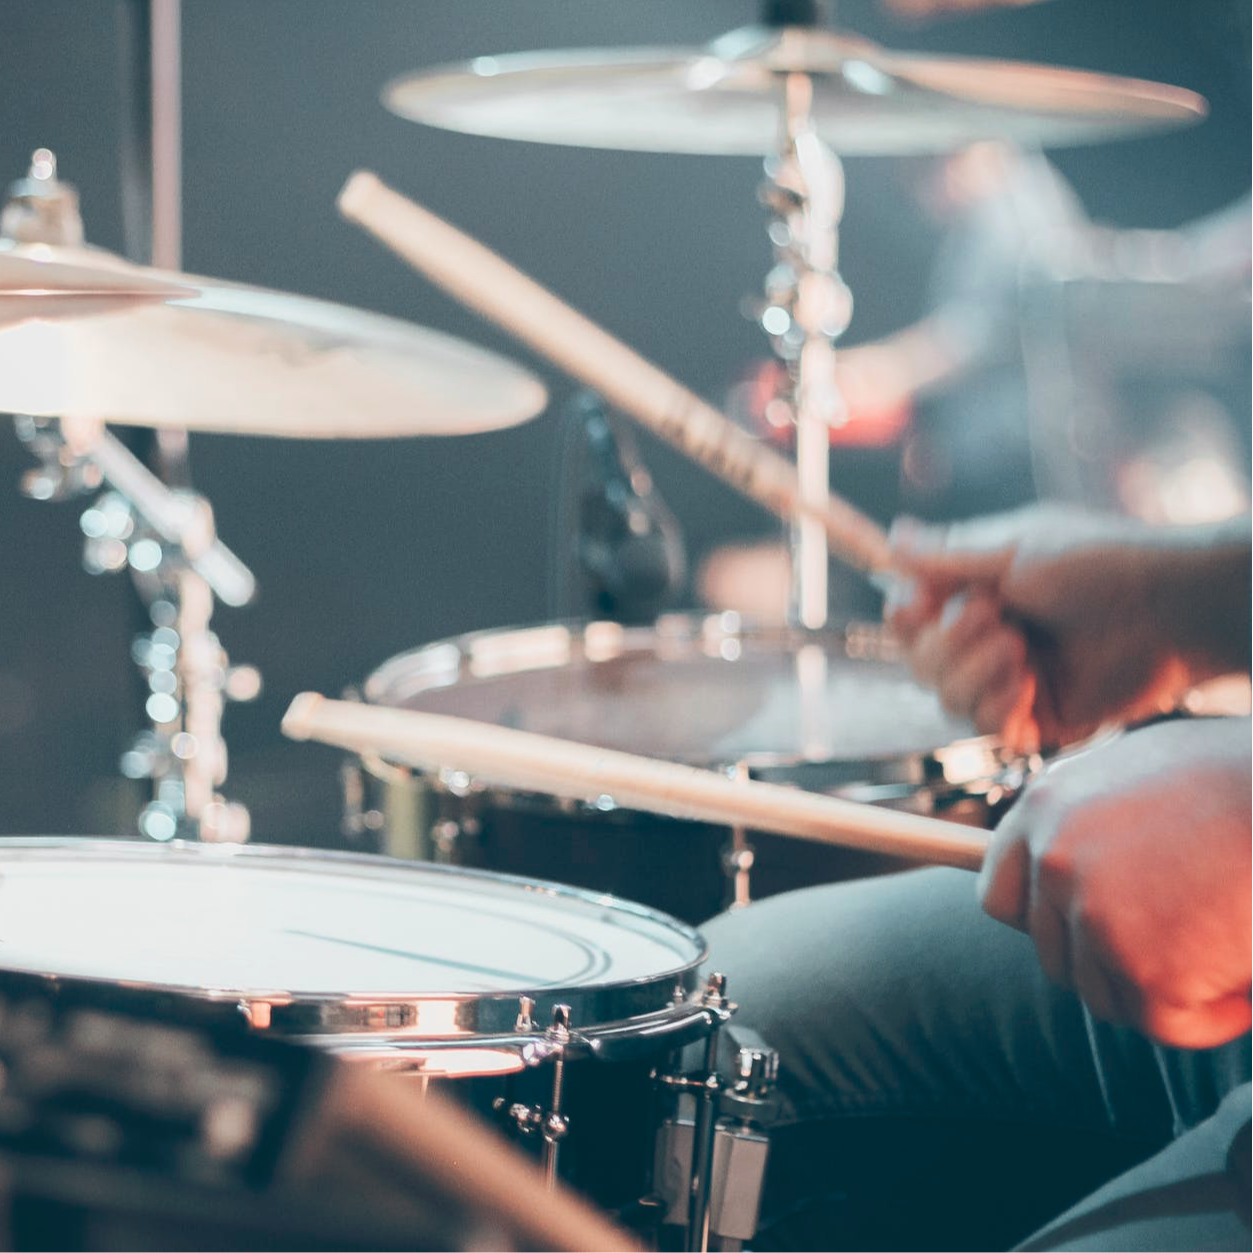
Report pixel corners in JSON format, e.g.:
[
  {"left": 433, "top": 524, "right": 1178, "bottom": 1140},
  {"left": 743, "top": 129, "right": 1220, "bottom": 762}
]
[
  {"left": 515, "top": 995, "right": 537, "bottom": 1033},
  {"left": 701, "top": 971, "right": 736, "bottom": 1031},
  {"left": 493, "top": 1098, "right": 567, "bottom": 1142},
  {"left": 719, "top": 1038, "right": 780, "bottom": 1124}
]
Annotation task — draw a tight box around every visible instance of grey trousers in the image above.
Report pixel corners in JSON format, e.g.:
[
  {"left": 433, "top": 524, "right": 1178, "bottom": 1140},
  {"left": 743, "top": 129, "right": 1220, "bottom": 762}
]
[{"left": 699, "top": 868, "right": 1251, "bottom": 1251}]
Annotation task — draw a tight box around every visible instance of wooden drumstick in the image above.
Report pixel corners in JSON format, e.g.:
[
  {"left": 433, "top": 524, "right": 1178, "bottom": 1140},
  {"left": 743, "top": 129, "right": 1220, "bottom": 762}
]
[
  {"left": 337, "top": 170, "right": 892, "bottom": 575},
  {"left": 315, "top": 1066, "right": 642, "bottom": 1252},
  {"left": 283, "top": 693, "right": 988, "bottom": 872}
]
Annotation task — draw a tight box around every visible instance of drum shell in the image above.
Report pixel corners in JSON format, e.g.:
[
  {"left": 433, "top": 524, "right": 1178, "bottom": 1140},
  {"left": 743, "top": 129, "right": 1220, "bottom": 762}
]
[
  {"left": 354, "top": 773, "right": 1009, "bottom": 926},
  {"left": 0, "top": 966, "right": 690, "bottom": 1228}
]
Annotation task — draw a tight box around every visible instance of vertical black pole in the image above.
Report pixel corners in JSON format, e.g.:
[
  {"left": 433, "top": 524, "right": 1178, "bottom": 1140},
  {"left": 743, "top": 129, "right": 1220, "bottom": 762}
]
[
  {"left": 115, "top": 0, "right": 154, "bottom": 264},
  {"left": 760, "top": 0, "right": 831, "bottom": 26}
]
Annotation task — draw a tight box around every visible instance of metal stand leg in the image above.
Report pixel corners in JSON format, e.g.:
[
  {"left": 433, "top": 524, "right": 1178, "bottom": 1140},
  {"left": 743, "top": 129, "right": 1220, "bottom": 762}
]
[
  {"left": 686, "top": 1019, "right": 723, "bottom": 1250},
  {"left": 721, "top": 763, "right": 755, "bottom": 910}
]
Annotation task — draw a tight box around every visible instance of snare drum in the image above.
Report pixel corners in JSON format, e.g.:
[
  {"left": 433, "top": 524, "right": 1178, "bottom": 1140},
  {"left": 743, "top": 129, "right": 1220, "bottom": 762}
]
[
  {"left": 0, "top": 838, "right": 716, "bottom": 1215},
  {"left": 355, "top": 613, "right": 1033, "bottom": 923}
]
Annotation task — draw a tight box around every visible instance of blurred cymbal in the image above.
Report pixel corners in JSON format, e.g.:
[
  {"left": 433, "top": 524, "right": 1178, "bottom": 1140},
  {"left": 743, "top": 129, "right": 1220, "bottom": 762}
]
[
  {"left": 0, "top": 242, "right": 547, "bottom": 438},
  {"left": 0, "top": 248, "right": 196, "bottom": 327},
  {"left": 384, "top": 24, "right": 1206, "bottom": 156}
]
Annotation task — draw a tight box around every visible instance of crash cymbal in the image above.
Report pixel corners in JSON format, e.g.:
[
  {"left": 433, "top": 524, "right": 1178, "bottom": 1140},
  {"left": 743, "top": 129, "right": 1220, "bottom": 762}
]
[
  {"left": 0, "top": 248, "right": 196, "bottom": 328},
  {"left": 0, "top": 242, "right": 547, "bottom": 438},
  {"left": 384, "top": 23, "right": 1206, "bottom": 157}
]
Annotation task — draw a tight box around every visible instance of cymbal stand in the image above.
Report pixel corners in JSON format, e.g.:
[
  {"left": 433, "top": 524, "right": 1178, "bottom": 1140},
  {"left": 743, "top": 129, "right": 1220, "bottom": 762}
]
[
  {"left": 118, "top": 0, "right": 191, "bottom": 488},
  {"left": 758, "top": 67, "right": 853, "bottom": 628},
  {"left": 5, "top": 148, "right": 255, "bottom": 843},
  {"left": 17, "top": 414, "right": 258, "bottom": 843}
]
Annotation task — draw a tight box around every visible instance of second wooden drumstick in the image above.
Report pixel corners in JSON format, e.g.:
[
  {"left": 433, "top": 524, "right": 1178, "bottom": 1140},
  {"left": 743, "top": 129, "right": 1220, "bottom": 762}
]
[
  {"left": 283, "top": 693, "right": 988, "bottom": 872},
  {"left": 337, "top": 169, "right": 892, "bottom": 575}
]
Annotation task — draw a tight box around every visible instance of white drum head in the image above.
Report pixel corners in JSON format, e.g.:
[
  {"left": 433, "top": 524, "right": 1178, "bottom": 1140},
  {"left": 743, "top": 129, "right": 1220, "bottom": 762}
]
[{"left": 0, "top": 841, "right": 706, "bottom": 1063}]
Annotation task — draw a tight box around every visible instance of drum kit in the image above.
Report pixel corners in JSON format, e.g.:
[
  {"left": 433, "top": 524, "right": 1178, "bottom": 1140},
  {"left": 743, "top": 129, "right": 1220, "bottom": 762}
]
[{"left": 0, "top": 3, "right": 1208, "bottom": 1248}]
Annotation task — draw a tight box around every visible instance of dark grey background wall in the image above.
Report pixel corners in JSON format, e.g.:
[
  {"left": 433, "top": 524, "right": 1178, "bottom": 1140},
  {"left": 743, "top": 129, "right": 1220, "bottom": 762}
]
[{"left": 1, "top": 0, "right": 1248, "bottom": 844}]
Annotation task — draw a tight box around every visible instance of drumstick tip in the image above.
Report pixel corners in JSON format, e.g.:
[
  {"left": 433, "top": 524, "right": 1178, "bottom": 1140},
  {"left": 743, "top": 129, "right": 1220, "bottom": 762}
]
[
  {"left": 281, "top": 691, "right": 325, "bottom": 740},
  {"left": 337, "top": 169, "right": 384, "bottom": 218}
]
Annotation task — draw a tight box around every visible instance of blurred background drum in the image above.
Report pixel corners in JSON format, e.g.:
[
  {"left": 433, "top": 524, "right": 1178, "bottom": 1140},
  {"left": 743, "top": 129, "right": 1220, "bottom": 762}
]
[{"left": 354, "top": 613, "right": 1035, "bottom": 923}]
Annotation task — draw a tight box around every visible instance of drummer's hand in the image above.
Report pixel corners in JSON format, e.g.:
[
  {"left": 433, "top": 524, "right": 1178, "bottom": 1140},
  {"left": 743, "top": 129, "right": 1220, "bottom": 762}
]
[
  {"left": 883, "top": 506, "right": 1208, "bottom": 753},
  {"left": 978, "top": 717, "right": 1252, "bottom": 1049}
]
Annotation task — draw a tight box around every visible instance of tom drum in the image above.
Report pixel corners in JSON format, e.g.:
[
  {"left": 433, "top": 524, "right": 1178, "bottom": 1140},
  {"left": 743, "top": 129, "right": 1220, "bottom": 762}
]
[{"left": 354, "top": 614, "right": 1037, "bottom": 922}]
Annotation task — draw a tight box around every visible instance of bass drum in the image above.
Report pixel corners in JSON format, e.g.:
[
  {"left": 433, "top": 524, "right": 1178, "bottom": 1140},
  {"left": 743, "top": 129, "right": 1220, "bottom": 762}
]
[
  {"left": 355, "top": 614, "right": 1037, "bottom": 924},
  {"left": 0, "top": 839, "right": 717, "bottom": 1227}
]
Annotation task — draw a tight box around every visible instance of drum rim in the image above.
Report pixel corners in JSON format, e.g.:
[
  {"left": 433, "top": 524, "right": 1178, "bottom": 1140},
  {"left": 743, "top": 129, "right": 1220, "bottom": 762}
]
[
  {"left": 358, "top": 612, "right": 1017, "bottom": 783},
  {"left": 361, "top": 611, "right": 900, "bottom": 701},
  {"left": 0, "top": 838, "right": 709, "bottom": 1039}
]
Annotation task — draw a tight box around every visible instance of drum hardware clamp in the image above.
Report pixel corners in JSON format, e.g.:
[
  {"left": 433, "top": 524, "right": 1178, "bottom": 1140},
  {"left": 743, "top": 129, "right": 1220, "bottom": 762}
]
[
  {"left": 493, "top": 1003, "right": 573, "bottom": 1190},
  {"left": 647, "top": 973, "right": 781, "bottom": 1252}
]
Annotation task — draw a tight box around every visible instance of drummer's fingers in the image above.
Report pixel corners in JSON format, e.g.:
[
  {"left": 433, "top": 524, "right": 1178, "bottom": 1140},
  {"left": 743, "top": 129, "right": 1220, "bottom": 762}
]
[
  {"left": 909, "top": 589, "right": 1000, "bottom": 689},
  {"left": 1062, "top": 940, "right": 1252, "bottom": 1046},
  {"left": 977, "top": 808, "right": 1031, "bottom": 931},
  {"left": 943, "top": 626, "right": 1028, "bottom": 733},
  {"left": 1137, "top": 994, "right": 1253, "bottom": 1052},
  {"left": 889, "top": 515, "right": 1020, "bottom": 586},
  {"left": 975, "top": 672, "right": 1035, "bottom": 746},
  {"left": 1026, "top": 891, "right": 1072, "bottom": 989},
  {"left": 1059, "top": 894, "right": 1252, "bottom": 1048},
  {"left": 1071, "top": 954, "right": 1137, "bottom": 1030},
  {"left": 882, "top": 574, "right": 947, "bottom": 642}
]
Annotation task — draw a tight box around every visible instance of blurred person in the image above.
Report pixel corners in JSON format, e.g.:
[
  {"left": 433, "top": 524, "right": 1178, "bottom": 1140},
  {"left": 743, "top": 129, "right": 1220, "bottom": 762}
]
[
  {"left": 699, "top": 505, "right": 1251, "bottom": 1250},
  {"left": 696, "top": 140, "right": 1092, "bottom": 623},
  {"left": 698, "top": 0, "right": 1251, "bottom": 625},
  {"left": 698, "top": 144, "right": 1250, "bottom": 622}
]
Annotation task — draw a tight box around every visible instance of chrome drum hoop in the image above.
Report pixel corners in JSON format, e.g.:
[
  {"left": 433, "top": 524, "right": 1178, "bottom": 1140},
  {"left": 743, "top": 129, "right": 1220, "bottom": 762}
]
[
  {"left": 0, "top": 839, "right": 708, "bottom": 1075},
  {"left": 359, "top": 612, "right": 1032, "bottom": 810}
]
